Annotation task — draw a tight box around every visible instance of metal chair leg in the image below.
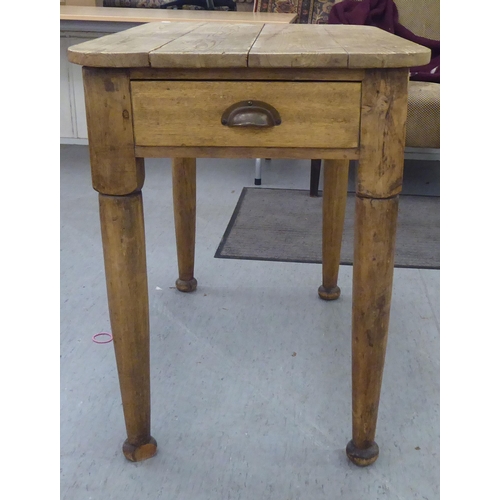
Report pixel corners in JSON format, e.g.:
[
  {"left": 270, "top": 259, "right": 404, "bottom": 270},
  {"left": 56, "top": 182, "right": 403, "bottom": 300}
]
[
  {"left": 255, "top": 158, "right": 262, "bottom": 185},
  {"left": 310, "top": 159, "right": 322, "bottom": 196}
]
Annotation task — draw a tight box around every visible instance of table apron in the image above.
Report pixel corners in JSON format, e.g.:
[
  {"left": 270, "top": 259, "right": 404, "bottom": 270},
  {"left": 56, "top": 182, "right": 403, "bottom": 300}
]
[
  {"left": 128, "top": 68, "right": 366, "bottom": 82},
  {"left": 134, "top": 146, "right": 360, "bottom": 160}
]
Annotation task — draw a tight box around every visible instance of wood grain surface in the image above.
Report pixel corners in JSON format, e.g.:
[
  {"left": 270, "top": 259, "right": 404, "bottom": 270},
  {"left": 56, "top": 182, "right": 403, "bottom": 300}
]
[
  {"left": 99, "top": 192, "right": 155, "bottom": 459},
  {"left": 357, "top": 69, "right": 409, "bottom": 198},
  {"left": 68, "top": 22, "right": 431, "bottom": 69},
  {"left": 149, "top": 23, "right": 263, "bottom": 69},
  {"left": 131, "top": 80, "right": 361, "bottom": 149},
  {"left": 69, "top": 22, "right": 204, "bottom": 67},
  {"left": 172, "top": 158, "right": 198, "bottom": 293},
  {"left": 248, "top": 24, "right": 348, "bottom": 68},
  {"left": 351, "top": 195, "right": 399, "bottom": 460},
  {"left": 82, "top": 68, "right": 144, "bottom": 195},
  {"left": 318, "top": 160, "right": 350, "bottom": 301},
  {"left": 134, "top": 146, "right": 359, "bottom": 160}
]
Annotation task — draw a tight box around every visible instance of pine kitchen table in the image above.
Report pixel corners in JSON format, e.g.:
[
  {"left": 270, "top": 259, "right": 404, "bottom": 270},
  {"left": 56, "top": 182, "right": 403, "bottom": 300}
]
[{"left": 68, "top": 22, "right": 430, "bottom": 467}]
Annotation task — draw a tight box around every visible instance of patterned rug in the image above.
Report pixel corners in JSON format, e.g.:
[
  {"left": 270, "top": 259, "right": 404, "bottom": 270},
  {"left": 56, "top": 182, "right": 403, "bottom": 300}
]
[{"left": 254, "top": 0, "right": 337, "bottom": 24}]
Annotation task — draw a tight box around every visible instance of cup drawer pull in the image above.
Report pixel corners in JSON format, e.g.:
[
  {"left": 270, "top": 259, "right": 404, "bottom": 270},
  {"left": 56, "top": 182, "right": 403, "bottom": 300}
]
[{"left": 221, "top": 100, "right": 281, "bottom": 128}]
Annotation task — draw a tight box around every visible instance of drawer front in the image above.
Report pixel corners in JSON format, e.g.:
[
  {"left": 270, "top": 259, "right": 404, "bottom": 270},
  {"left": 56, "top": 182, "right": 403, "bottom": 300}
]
[{"left": 131, "top": 81, "right": 361, "bottom": 149}]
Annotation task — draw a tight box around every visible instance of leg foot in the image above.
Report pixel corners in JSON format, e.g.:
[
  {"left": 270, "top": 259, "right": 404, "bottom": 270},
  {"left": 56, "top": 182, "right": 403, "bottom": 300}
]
[
  {"left": 318, "top": 285, "right": 341, "bottom": 301},
  {"left": 123, "top": 436, "right": 158, "bottom": 462},
  {"left": 346, "top": 440, "right": 379, "bottom": 467},
  {"left": 175, "top": 277, "right": 198, "bottom": 293}
]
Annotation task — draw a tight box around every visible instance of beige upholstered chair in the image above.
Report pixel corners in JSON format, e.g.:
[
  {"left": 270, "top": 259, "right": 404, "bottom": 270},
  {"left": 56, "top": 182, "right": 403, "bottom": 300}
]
[
  {"left": 396, "top": 0, "right": 440, "bottom": 155},
  {"left": 253, "top": 0, "right": 440, "bottom": 190}
]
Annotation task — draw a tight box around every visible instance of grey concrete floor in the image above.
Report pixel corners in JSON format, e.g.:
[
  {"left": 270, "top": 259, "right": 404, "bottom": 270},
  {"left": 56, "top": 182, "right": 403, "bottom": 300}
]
[{"left": 60, "top": 145, "right": 439, "bottom": 500}]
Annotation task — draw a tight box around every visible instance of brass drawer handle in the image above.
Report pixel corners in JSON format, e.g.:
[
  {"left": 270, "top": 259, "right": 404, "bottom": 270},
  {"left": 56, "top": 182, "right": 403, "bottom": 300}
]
[{"left": 221, "top": 100, "right": 282, "bottom": 128}]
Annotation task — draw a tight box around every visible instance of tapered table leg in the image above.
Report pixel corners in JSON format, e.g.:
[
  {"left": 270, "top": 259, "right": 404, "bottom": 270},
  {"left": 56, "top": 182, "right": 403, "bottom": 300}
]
[
  {"left": 318, "top": 159, "right": 349, "bottom": 301},
  {"left": 99, "top": 193, "right": 157, "bottom": 462},
  {"left": 172, "top": 157, "right": 197, "bottom": 292},
  {"left": 347, "top": 195, "right": 399, "bottom": 466},
  {"left": 346, "top": 68, "right": 408, "bottom": 466},
  {"left": 83, "top": 67, "right": 156, "bottom": 461}
]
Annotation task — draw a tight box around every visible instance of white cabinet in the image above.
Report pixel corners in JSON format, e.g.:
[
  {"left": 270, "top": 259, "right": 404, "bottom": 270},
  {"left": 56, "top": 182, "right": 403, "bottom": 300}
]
[
  {"left": 71, "top": 57, "right": 89, "bottom": 139},
  {"left": 60, "top": 37, "right": 75, "bottom": 139},
  {"left": 61, "top": 33, "right": 97, "bottom": 143}
]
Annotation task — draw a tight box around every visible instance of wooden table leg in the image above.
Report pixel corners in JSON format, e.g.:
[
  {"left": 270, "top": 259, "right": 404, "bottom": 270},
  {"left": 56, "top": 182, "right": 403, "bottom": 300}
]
[
  {"left": 172, "top": 157, "right": 197, "bottom": 292},
  {"left": 347, "top": 196, "right": 399, "bottom": 466},
  {"left": 318, "top": 159, "right": 349, "bottom": 301},
  {"left": 83, "top": 67, "right": 156, "bottom": 461},
  {"left": 346, "top": 69, "right": 408, "bottom": 466},
  {"left": 100, "top": 193, "right": 157, "bottom": 462}
]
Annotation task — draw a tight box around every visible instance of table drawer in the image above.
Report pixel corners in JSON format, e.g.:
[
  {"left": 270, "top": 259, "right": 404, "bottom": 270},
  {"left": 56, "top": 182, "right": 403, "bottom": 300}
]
[{"left": 130, "top": 81, "right": 361, "bottom": 149}]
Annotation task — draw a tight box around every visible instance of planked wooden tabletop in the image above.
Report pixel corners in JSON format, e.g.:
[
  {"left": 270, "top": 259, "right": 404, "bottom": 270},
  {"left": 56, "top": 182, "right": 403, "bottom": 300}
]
[{"left": 67, "top": 22, "right": 431, "bottom": 69}]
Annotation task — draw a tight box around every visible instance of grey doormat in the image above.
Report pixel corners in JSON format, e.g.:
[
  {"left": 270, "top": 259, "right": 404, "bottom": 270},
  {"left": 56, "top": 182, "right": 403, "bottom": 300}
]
[{"left": 215, "top": 188, "right": 439, "bottom": 269}]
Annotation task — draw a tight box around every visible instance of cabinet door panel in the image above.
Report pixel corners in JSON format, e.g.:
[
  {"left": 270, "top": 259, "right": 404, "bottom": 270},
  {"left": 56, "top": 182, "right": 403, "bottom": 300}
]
[
  {"left": 70, "top": 57, "right": 89, "bottom": 139},
  {"left": 60, "top": 38, "right": 74, "bottom": 138}
]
